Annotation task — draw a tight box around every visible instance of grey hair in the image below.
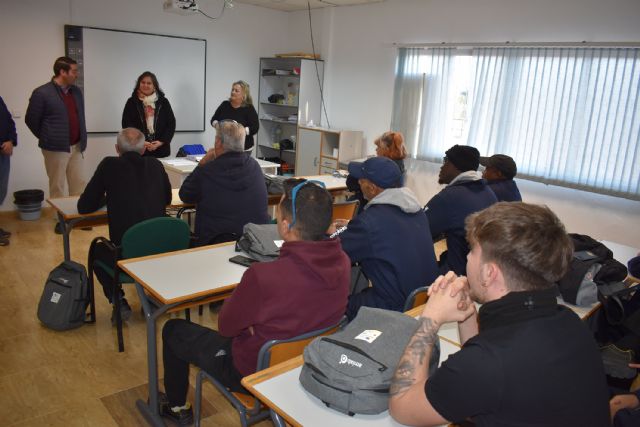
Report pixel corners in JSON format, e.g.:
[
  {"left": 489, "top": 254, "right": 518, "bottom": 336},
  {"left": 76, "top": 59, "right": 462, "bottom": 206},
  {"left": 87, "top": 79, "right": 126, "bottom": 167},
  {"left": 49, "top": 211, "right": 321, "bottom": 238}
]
[
  {"left": 117, "top": 128, "right": 146, "bottom": 153},
  {"left": 215, "top": 120, "right": 245, "bottom": 152}
]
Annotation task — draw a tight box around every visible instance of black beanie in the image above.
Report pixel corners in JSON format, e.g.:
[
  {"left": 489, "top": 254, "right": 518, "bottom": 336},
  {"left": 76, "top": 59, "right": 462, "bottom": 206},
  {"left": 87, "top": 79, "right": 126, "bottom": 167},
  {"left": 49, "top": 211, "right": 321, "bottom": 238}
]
[{"left": 445, "top": 145, "right": 480, "bottom": 172}]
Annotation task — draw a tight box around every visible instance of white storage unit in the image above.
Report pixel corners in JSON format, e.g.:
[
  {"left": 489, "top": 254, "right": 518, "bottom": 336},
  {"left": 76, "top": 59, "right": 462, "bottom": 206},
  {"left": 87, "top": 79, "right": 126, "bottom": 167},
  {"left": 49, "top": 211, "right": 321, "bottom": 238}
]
[{"left": 296, "top": 126, "right": 363, "bottom": 176}]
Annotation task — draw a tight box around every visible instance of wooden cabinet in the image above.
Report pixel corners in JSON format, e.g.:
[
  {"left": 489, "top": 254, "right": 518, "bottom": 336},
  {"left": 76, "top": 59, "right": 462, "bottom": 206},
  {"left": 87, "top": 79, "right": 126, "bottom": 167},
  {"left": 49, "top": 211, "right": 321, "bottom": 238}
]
[
  {"left": 256, "top": 57, "right": 324, "bottom": 174},
  {"left": 296, "top": 126, "right": 363, "bottom": 176}
]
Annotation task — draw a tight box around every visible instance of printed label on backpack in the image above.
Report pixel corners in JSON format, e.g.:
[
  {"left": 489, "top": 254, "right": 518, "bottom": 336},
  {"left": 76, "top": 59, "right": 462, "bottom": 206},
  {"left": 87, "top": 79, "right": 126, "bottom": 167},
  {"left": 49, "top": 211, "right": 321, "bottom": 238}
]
[
  {"left": 339, "top": 354, "right": 362, "bottom": 368},
  {"left": 50, "top": 292, "right": 61, "bottom": 304},
  {"left": 355, "top": 330, "right": 382, "bottom": 344}
]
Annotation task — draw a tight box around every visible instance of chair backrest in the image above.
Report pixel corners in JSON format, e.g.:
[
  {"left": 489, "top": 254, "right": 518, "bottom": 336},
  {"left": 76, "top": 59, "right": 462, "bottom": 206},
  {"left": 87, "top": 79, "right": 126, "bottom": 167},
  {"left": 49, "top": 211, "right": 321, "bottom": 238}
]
[
  {"left": 256, "top": 316, "right": 347, "bottom": 370},
  {"left": 403, "top": 285, "right": 429, "bottom": 312},
  {"left": 121, "top": 217, "right": 191, "bottom": 259},
  {"left": 331, "top": 200, "right": 360, "bottom": 222}
]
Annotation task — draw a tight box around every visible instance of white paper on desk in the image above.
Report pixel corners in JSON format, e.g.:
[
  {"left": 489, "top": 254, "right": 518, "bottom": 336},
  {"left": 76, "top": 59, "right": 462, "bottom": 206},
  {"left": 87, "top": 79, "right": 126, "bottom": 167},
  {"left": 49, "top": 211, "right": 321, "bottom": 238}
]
[{"left": 165, "top": 159, "right": 196, "bottom": 166}]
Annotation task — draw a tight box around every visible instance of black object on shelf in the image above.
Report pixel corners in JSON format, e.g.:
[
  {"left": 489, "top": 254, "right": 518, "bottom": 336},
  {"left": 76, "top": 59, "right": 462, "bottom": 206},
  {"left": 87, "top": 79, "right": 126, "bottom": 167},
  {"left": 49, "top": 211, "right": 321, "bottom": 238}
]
[{"left": 268, "top": 94, "right": 285, "bottom": 103}]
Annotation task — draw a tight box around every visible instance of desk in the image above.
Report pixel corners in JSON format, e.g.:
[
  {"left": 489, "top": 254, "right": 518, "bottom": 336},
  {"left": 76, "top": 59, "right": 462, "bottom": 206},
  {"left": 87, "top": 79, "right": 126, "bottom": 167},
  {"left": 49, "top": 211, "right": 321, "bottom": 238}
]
[
  {"left": 242, "top": 337, "right": 459, "bottom": 427},
  {"left": 118, "top": 242, "right": 248, "bottom": 427},
  {"left": 161, "top": 157, "right": 280, "bottom": 188},
  {"left": 47, "top": 190, "right": 192, "bottom": 262}
]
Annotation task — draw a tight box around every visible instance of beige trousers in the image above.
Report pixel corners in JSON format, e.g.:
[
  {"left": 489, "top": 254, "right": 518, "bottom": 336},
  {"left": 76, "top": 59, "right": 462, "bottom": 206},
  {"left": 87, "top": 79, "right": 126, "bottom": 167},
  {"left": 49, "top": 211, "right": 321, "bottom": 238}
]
[{"left": 42, "top": 144, "right": 85, "bottom": 198}]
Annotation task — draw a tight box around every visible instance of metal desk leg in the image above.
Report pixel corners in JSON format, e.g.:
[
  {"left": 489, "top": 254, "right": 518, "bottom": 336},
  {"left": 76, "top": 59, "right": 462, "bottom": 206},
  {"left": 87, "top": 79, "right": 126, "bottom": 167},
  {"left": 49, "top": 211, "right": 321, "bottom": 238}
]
[
  {"left": 58, "top": 212, "right": 71, "bottom": 262},
  {"left": 134, "top": 282, "right": 180, "bottom": 427}
]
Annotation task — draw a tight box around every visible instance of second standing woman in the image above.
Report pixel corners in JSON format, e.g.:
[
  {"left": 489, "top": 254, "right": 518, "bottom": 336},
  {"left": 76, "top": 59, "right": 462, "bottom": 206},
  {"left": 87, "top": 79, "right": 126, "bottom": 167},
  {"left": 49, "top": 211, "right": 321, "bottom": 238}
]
[
  {"left": 122, "top": 71, "right": 176, "bottom": 158},
  {"left": 210, "top": 80, "right": 259, "bottom": 151}
]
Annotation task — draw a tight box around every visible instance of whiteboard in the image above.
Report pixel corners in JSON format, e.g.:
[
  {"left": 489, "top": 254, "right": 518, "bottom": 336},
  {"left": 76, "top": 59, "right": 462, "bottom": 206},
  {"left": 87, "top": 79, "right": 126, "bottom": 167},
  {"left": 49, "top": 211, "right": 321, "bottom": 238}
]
[{"left": 65, "top": 25, "right": 206, "bottom": 133}]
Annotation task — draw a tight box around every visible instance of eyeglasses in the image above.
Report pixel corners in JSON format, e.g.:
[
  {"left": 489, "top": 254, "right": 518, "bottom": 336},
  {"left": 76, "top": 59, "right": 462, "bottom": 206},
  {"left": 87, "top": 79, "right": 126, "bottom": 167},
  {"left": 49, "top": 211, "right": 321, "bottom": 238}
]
[{"left": 289, "top": 179, "right": 326, "bottom": 230}]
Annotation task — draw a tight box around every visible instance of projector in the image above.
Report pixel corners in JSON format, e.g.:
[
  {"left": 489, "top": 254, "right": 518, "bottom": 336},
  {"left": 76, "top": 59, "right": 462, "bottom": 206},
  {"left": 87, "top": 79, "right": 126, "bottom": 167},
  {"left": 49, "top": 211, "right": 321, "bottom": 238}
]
[{"left": 163, "top": 0, "right": 199, "bottom": 15}]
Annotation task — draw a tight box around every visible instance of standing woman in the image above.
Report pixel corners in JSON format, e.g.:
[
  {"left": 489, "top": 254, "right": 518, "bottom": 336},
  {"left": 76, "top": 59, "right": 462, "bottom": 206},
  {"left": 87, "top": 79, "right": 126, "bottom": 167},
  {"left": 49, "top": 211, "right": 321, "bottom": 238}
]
[
  {"left": 122, "top": 71, "right": 175, "bottom": 158},
  {"left": 210, "top": 80, "right": 258, "bottom": 151}
]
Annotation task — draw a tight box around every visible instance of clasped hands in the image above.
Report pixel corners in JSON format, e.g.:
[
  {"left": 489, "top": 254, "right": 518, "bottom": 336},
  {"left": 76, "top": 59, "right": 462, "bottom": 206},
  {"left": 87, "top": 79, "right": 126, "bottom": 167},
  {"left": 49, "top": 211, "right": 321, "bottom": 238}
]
[
  {"left": 421, "top": 271, "right": 476, "bottom": 325},
  {"left": 144, "top": 140, "right": 163, "bottom": 152}
]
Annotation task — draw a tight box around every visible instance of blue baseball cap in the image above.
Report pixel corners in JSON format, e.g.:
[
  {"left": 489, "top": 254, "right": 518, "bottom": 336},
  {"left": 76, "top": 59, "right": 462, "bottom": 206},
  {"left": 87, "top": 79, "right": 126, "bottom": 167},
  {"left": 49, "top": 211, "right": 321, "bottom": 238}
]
[{"left": 348, "top": 157, "right": 402, "bottom": 189}]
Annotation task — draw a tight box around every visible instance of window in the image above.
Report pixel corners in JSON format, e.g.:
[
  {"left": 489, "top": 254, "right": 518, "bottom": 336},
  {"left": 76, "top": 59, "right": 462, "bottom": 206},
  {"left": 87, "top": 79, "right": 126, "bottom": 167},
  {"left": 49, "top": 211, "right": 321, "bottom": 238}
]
[{"left": 391, "top": 46, "right": 640, "bottom": 200}]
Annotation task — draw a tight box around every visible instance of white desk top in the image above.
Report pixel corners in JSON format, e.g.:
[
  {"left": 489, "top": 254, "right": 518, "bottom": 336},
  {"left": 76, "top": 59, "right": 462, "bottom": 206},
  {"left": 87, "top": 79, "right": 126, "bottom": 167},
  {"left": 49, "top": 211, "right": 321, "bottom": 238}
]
[
  {"left": 118, "top": 242, "right": 247, "bottom": 304},
  {"left": 250, "top": 337, "right": 457, "bottom": 427},
  {"left": 48, "top": 190, "right": 189, "bottom": 219},
  {"left": 161, "top": 157, "right": 281, "bottom": 174},
  {"left": 301, "top": 175, "right": 347, "bottom": 191},
  {"left": 601, "top": 240, "right": 638, "bottom": 265}
]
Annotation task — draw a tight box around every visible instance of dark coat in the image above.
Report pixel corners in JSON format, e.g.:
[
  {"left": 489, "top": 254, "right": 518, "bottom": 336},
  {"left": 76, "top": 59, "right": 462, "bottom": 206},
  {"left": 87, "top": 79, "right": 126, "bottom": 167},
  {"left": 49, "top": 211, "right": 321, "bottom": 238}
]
[
  {"left": 487, "top": 179, "right": 522, "bottom": 202},
  {"left": 179, "top": 151, "right": 269, "bottom": 246},
  {"left": 77, "top": 151, "right": 172, "bottom": 245},
  {"left": 122, "top": 94, "right": 176, "bottom": 158},
  {"left": 0, "top": 97, "right": 17, "bottom": 146},
  {"left": 426, "top": 179, "right": 498, "bottom": 275},
  {"left": 25, "top": 81, "right": 87, "bottom": 152},
  {"left": 340, "top": 188, "right": 439, "bottom": 319}
]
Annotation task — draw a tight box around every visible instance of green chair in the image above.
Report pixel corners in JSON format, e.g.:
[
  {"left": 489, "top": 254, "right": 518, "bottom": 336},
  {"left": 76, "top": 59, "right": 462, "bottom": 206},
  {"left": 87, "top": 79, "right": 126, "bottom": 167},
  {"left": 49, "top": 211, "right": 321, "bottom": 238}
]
[{"left": 88, "top": 216, "right": 191, "bottom": 352}]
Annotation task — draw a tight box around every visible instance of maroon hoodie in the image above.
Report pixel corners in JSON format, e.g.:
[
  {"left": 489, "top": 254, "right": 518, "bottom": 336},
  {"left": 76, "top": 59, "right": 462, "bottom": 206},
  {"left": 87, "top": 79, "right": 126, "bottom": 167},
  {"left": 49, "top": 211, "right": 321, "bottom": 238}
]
[{"left": 218, "top": 238, "right": 350, "bottom": 376}]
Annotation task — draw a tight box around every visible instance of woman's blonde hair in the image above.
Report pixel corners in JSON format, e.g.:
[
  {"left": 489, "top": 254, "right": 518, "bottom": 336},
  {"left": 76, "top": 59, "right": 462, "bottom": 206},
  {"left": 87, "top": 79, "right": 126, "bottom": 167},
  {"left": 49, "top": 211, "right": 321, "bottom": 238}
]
[
  {"left": 375, "top": 131, "right": 407, "bottom": 160},
  {"left": 231, "top": 80, "right": 253, "bottom": 106}
]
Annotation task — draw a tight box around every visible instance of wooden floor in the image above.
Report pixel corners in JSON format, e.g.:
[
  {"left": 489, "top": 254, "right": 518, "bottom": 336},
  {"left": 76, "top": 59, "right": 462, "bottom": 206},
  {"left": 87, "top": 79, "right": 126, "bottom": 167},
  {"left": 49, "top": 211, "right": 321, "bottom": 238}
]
[{"left": 0, "top": 208, "right": 272, "bottom": 427}]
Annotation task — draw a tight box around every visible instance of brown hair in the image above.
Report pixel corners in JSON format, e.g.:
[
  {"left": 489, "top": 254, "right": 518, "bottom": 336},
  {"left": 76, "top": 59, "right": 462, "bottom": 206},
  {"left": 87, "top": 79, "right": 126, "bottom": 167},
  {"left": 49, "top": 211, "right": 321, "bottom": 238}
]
[
  {"left": 465, "top": 202, "right": 573, "bottom": 292},
  {"left": 375, "top": 131, "right": 407, "bottom": 160},
  {"left": 53, "top": 57, "right": 77, "bottom": 77}
]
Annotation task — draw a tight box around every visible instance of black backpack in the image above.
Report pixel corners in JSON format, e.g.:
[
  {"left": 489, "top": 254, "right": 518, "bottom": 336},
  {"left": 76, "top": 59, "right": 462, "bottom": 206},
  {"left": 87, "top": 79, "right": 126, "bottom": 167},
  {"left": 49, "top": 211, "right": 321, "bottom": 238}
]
[{"left": 37, "top": 261, "right": 90, "bottom": 331}]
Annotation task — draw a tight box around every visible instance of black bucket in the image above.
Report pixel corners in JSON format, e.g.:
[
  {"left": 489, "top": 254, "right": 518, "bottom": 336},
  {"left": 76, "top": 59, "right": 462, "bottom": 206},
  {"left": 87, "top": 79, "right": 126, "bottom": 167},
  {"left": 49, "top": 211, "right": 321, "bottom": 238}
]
[{"left": 14, "top": 189, "right": 45, "bottom": 221}]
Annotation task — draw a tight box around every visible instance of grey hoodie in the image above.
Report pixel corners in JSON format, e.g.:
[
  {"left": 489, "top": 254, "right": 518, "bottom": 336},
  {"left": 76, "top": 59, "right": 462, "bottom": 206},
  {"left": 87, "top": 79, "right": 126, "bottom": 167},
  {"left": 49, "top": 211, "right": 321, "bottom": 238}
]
[{"left": 365, "top": 187, "right": 422, "bottom": 214}]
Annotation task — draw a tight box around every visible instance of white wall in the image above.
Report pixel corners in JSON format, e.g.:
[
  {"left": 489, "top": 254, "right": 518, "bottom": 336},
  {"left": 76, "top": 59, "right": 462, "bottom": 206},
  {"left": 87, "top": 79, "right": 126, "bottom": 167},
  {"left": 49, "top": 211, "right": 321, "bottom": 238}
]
[
  {"left": 288, "top": 0, "right": 640, "bottom": 247},
  {"left": 0, "top": 0, "right": 290, "bottom": 209}
]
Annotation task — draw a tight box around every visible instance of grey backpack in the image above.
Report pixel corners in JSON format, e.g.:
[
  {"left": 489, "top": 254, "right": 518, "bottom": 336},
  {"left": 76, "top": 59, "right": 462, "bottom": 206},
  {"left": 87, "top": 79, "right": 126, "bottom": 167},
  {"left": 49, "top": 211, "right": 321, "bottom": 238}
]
[
  {"left": 236, "top": 223, "right": 281, "bottom": 262},
  {"left": 37, "top": 261, "right": 89, "bottom": 331},
  {"left": 299, "top": 307, "right": 440, "bottom": 415}
]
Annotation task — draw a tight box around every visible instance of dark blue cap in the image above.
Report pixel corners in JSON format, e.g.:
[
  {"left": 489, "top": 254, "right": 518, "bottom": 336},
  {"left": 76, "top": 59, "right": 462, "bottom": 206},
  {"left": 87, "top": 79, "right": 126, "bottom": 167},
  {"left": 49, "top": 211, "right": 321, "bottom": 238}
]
[{"left": 348, "top": 157, "right": 402, "bottom": 189}]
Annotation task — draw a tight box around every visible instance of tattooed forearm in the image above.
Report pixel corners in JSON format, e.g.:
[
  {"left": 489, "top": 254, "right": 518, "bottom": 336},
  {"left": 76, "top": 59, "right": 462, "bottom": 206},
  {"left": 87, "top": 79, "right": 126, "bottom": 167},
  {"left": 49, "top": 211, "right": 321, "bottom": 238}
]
[{"left": 390, "top": 317, "right": 439, "bottom": 397}]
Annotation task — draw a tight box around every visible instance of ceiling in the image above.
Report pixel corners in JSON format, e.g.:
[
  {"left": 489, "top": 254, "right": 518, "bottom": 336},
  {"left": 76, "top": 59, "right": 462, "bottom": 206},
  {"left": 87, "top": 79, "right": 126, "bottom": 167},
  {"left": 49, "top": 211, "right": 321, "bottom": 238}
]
[{"left": 231, "top": 0, "right": 384, "bottom": 12}]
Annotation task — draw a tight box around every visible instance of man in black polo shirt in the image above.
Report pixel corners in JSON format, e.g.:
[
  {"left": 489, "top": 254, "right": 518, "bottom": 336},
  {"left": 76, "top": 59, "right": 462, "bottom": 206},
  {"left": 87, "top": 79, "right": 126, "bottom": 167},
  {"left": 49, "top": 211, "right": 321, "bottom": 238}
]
[{"left": 389, "top": 202, "right": 609, "bottom": 427}]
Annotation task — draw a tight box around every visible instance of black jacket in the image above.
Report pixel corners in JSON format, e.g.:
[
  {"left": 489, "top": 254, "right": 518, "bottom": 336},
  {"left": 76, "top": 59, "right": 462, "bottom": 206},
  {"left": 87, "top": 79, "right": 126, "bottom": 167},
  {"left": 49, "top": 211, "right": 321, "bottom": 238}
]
[
  {"left": 122, "top": 94, "right": 176, "bottom": 158},
  {"left": 179, "top": 151, "right": 269, "bottom": 246},
  {"left": 77, "top": 151, "right": 172, "bottom": 245},
  {"left": 0, "top": 97, "right": 17, "bottom": 147},
  {"left": 26, "top": 81, "right": 87, "bottom": 152},
  {"left": 210, "top": 101, "right": 259, "bottom": 151}
]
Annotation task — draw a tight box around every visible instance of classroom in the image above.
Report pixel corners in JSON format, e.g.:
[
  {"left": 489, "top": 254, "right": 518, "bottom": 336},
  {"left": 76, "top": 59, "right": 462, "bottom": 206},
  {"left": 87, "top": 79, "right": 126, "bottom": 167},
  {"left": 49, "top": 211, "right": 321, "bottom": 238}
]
[{"left": 0, "top": 0, "right": 639, "bottom": 426}]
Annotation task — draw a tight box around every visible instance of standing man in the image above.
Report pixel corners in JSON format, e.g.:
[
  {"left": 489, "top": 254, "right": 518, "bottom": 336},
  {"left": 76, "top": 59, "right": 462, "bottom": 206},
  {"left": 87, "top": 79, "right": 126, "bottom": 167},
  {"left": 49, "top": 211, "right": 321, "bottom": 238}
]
[
  {"left": 26, "top": 57, "right": 87, "bottom": 233},
  {"left": 0, "top": 96, "right": 17, "bottom": 245},
  {"left": 389, "top": 202, "right": 610, "bottom": 427}
]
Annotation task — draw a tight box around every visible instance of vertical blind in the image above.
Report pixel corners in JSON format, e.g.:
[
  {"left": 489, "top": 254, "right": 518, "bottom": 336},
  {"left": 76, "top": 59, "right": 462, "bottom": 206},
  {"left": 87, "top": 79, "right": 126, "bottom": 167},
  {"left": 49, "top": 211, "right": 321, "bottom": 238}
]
[{"left": 391, "top": 46, "right": 640, "bottom": 199}]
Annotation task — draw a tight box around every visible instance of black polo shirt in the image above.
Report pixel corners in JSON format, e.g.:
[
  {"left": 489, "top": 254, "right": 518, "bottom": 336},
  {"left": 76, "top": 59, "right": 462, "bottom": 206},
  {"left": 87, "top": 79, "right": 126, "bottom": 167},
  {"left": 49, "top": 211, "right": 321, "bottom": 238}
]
[{"left": 425, "top": 288, "right": 610, "bottom": 427}]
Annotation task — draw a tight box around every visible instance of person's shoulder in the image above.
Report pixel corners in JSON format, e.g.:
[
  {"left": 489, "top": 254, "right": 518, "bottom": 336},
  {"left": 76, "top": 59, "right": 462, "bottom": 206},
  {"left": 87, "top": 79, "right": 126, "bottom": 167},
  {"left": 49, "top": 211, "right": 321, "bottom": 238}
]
[{"left": 32, "top": 81, "right": 55, "bottom": 95}]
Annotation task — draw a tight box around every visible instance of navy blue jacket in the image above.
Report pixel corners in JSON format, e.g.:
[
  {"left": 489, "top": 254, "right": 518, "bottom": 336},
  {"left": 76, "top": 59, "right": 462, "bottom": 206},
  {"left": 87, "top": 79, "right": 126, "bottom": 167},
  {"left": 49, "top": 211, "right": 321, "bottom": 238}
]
[
  {"left": 25, "top": 81, "right": 87, "bottom": 152},
  {"left": 0, "top": 97, "right": 17, "bottom": 146},
  {"left": 426, "top": 179, "right": 498, "bottom": 275},
  {"left": 341, "top": 188, "right": 439, "bottom": 319},
  {"left": 179, "top": 151, "right": 269, "bottom": 246},
  {"left": 487, "top": 179, "right": 522, "bottom": 202}
]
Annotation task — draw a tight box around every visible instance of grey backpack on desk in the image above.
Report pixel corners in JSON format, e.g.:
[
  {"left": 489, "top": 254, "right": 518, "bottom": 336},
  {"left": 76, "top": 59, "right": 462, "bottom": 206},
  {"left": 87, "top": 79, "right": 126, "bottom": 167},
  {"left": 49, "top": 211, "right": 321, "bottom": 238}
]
[
  {"left": 299, "top": 307, "right": 440, "bottom": 415},
  {"left": 236, "top": 223, "right": 281, "bottom": 262},
  {"left": 37, "top": 261, "right": 89, "bottom": 331}
]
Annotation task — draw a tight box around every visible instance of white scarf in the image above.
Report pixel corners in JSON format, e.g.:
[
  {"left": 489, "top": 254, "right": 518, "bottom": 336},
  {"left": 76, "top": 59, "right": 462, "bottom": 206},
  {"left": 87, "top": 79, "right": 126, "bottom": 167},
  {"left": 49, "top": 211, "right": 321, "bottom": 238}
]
[{"left": 140, "top": 92, "right": 158, "bottom": 135}]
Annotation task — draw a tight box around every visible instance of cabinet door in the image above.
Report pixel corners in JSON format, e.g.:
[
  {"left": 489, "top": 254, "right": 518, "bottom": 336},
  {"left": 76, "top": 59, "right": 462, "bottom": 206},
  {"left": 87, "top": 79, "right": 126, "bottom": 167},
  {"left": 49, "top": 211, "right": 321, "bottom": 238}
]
[{"left": 296, "top": 128, "right": 322, "bottom": 176}]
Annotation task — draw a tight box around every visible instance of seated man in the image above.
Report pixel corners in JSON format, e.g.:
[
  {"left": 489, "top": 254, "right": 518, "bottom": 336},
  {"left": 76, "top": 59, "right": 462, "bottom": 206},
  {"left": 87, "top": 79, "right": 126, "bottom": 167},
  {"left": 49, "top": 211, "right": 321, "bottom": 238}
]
[
  {"left": 77, "top": 128, "right": 171, "bottom": 320},
  {"left": 160, "top": 179, "right": 350, "bottom": 425},
  {"left": 389, "top": 202, "right": 610, "bottom": 427},
  {"left": 425, "top": 145, "right": 497, "bottom": 275},
  {"left": 179, "top": 120, "right": 269, "bottom": 246},
  {"left": 480, "top": 153, "right": 522, "bottom": 202},
  {"left": 340, "top": 157, "right": 439, "bottom": 320}
]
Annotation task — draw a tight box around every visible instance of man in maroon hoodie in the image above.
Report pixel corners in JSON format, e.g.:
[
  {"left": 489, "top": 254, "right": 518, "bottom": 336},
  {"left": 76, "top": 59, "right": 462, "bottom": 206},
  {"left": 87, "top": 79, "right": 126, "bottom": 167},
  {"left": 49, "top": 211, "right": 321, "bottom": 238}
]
[{"left": 159, "top": 178, "right": 351, "bottom": 425}]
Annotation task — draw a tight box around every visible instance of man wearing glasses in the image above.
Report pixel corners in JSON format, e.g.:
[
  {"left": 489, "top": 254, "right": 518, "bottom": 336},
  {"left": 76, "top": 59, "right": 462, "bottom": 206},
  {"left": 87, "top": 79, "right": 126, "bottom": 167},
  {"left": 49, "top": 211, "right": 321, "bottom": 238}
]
[
  {"left": 179, "top": 120, "right": 270, "bottom": 246},
  {"left": 159, "top": 179, "right": 351, "bottom": 425}
]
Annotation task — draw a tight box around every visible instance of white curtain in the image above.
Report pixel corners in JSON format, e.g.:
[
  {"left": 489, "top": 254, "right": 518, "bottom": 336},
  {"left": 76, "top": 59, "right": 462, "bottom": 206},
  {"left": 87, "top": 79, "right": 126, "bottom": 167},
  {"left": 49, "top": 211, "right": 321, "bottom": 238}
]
[
  {"left": 467, "top": 47, "right": 640, "bottom": 198},
  {"left": 391, "top": 47, "right": 455, "bottom": 161}
]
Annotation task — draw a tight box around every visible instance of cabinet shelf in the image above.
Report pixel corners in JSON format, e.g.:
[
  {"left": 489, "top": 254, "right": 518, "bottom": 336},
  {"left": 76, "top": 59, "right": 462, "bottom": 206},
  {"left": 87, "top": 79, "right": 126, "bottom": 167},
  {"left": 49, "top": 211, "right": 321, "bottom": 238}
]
[
  {"left": 261, "top": 102, "right": 298, "bottom": 108},
  {"left": 262, "top": 73, "right": 300, "bottom": 79},
  {"left": 260, "top": 118, "right": 297, "bottom": 125},
  {"left": 258, "top": 144, "right": 295, "bottom": 154}
]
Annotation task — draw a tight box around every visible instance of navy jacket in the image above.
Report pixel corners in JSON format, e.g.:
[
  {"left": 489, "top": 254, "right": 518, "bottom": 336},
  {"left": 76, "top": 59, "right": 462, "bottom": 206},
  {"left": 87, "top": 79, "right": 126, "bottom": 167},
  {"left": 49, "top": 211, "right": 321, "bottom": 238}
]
[
  {"left": 487, "top": 179, "right": 522, "bottom": 202},
  {"left": 25, "top": 81, "right": 87, "bottom": 152},
  {"left": 77, "top": 151, "right": 171, "bottom": 245},
  {"left": 179, "top": 151, "right": 269, "bottom": 246},
  {"left": 122, "top": 94, "right": 176, "bottom": 158},
  {"left": 0, "top": 97, "right": 17, "bottom": 146},
  {"left": 341, "top": 188, "right": 439, "bottom": 319},
  {"left": 426, "top": 178, "right": 498, "bottom": 275}
]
